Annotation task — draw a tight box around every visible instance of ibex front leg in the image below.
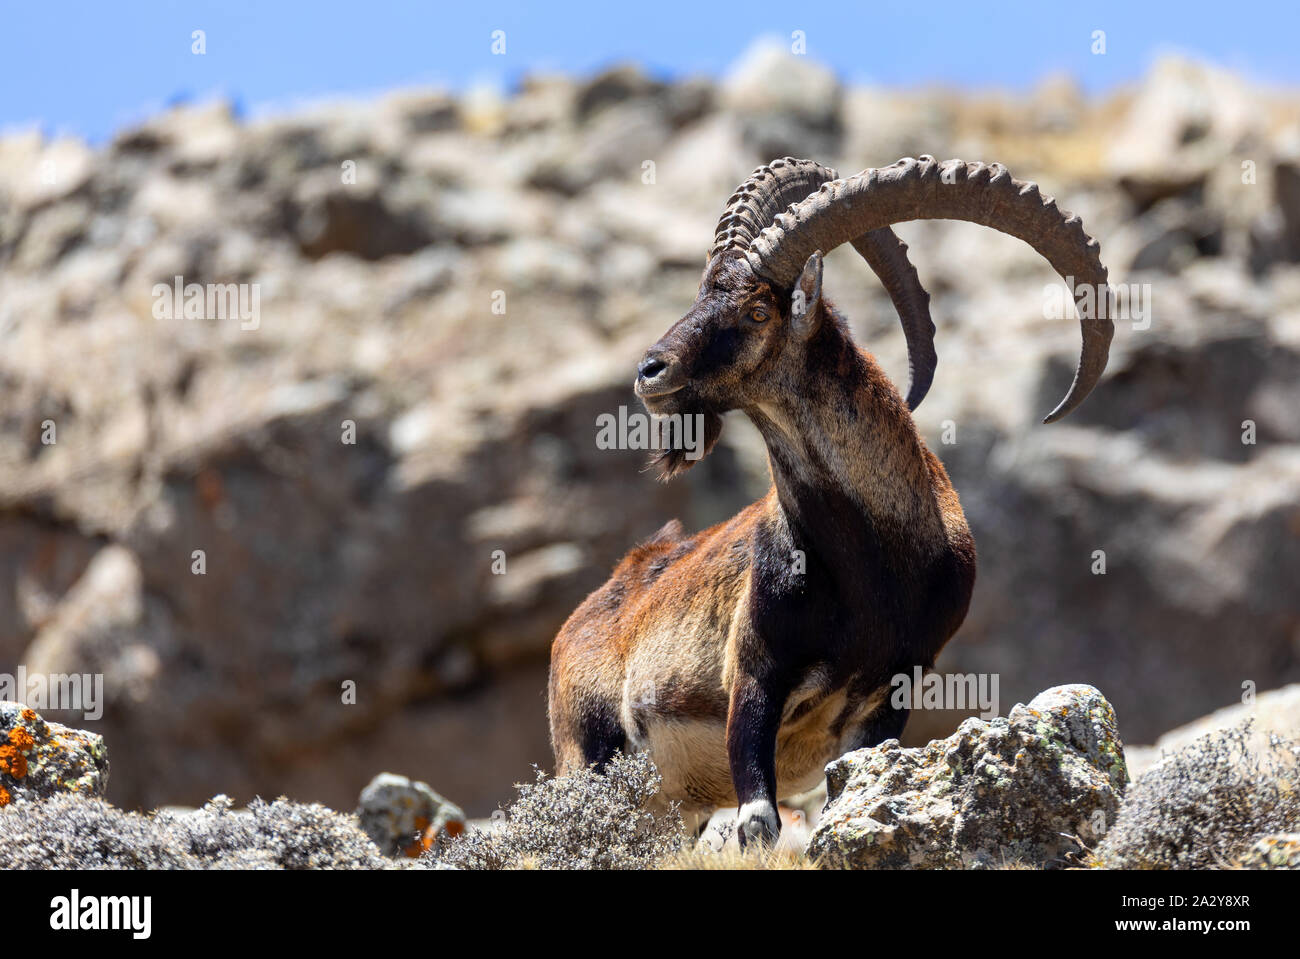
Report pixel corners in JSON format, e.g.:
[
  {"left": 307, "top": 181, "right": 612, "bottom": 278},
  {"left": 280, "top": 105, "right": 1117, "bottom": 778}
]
[{"left": 727, "top": 670, "right": 785, "bottom": 849}]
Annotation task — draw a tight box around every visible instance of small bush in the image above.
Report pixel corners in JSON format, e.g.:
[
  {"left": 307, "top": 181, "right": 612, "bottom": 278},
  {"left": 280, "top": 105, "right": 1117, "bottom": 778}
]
[
  {"left": 434, "top": 751, "right": 688, "bottom": 869},
  {"left": 1091, "top": 721, "right": 1300, "bottom": 869},
  {"left": 162, "top": 795, "right": 390, "bottom": 869},
  {"left": 0, "top": 796, "right": 197, "bottom": 869},
  {"left": 0, "top": 794, "right": 388, "bottom": 869}
]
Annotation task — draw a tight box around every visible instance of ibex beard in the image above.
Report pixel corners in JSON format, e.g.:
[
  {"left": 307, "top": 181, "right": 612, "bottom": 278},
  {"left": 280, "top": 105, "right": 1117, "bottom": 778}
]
[{"left": 548, "top": 156, "right": 1113, "bottom": 847}]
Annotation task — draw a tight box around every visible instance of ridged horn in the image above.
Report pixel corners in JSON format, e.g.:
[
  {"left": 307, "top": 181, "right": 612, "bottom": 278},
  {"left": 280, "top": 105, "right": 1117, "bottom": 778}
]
[
  {"left": 746, "top": 156, "right": 1113, "bottom": 423},
  {"left": 711, "top": 157, "right": 939, "bottom": 409}
]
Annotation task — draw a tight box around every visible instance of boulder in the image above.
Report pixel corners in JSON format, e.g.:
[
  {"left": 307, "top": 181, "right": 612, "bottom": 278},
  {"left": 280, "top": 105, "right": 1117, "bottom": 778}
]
[
  {"left": 357, "top": 772, "right": 466, "bottom": 858},
  {"left": 1106, "top": 56, "right": 1262, "bottom": 208},
  {"left": 807, "top": 685, "right": 1128, "bottom": 869},
  {"left": 721, "top": 38, "right": 842, "bottom": 159}
]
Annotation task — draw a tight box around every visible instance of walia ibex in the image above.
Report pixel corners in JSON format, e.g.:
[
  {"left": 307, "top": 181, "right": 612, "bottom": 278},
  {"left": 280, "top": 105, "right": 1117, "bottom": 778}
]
[{"left": 548, "top": 156, "right": 1113, "bottom": 846}]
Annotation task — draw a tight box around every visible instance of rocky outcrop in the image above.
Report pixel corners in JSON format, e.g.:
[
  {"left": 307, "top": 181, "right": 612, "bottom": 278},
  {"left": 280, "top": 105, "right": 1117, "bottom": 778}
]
[
  {"left": 2, "top": 51, "right": 1299, "bottom": 814},
  {"left": 807, "top": 685, "right": 1128, "bottom": 869},
  {"left": 808, "top": 686, "right": 1128, "bottom": 868},
  {"left": 4, "top": 699, "right": 1293, "bottom": 870}
]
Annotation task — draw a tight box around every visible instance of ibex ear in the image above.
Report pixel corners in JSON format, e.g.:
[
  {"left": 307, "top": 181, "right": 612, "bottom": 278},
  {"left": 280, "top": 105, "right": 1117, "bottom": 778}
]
[{"left": 791, "top": 251, "right": 823, "bottom": 340}]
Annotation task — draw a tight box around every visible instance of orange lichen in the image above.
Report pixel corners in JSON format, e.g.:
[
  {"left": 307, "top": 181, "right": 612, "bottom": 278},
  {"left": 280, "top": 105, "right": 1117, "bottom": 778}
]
[
  {"left": 0, "top": 785, "right": 9, "bottom": 807},
  {"left": 401, "top": 816, "right": 435, "bottom": 858},
  {"left": 0, "top": 749, "right": 27, "bottom": 779},
  {"left": 21, "top": 708, "right": 37, "bottom": 722},
  {"left": 0, "top": 727, "right": 34, "bottom": 779}
]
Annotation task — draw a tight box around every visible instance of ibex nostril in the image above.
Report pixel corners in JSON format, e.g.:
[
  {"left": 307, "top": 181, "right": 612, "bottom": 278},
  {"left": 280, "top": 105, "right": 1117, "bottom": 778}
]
[{"left": 638, "top": 355, "right": 668, "bottom": 381}]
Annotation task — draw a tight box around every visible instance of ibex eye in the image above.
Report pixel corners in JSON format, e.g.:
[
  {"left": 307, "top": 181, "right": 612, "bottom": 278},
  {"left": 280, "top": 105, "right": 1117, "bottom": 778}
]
[{"left": 749, "top": 309, "right": 769, "bottom": 324}]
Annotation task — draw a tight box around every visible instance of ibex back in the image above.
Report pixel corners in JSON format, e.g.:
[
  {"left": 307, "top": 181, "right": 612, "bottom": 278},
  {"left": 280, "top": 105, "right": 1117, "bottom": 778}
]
[{"left": 547, "top": 156, "right": 1113, "bottom": 846}]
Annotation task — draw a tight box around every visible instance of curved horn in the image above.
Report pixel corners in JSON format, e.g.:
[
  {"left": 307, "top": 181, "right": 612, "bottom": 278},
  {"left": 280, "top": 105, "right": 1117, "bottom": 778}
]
[
  {"left": 710, "top": 157, "right": 839, "bottom": 260},
  {"left": 849, "top": 232, "right": 935, "bottom": 411},
  {"left": 745, "top": 155, "right": 1113, "bottom": 423},
  {"left": 711, "top": 158, "right": 939, "bottom": 409}
]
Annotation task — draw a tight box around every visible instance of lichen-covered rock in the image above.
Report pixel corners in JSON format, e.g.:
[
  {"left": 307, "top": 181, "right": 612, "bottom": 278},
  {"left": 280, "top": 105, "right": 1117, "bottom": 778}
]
[
  {"left": 357, "top": 772, "right": 466, "bottom": 858},
  {"left": 0, "top": 701, "right": 108, "bottom": 806},
  {"left": 807, "top": 685, "right": 1128, "bottom": 869},
  {"left": 1236, "top": 834, "right": 1300, "bottom": 870}
]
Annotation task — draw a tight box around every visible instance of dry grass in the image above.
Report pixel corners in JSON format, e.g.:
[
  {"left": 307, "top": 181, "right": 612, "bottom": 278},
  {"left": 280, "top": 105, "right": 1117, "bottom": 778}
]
[{"left": 657, "top": 845, "right": 821, "bottom": 870}]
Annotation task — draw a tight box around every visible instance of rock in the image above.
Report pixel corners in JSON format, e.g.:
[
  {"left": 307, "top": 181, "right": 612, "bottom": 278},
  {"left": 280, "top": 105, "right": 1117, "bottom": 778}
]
[
  {"left": 522, "top": 100, "right": 671, "bottom": 196},
  {"left": 923, "top": 418, "right": 1300, "bottom": 749},
  {"left": 721, "top": 39, "right": 842, "bottom": 159},
  {"left": 292, "top": 177, "right": 434, "bottom": 260},
  {"left": 722, "top": 39, "right": 840, "bottom": 130},
  {"left": 0, "top": 518, "right": 102, "bottom": 665},
  {"left": 379, "top": 89, "right": 460, "bottom": 136},
  {"left": 1236, "top": 834, "right": 1300, "bottom": 869},
  {"left": 1106, "top": 56, "right": 1263, "bottom": 208},
  {"left": 807, "top": 685, "right": 1128, "bottom": 869},
  {"left": 0, "top": 134, "right": 95, "bottom": 210},
  {"left": 1107, "top": 196, "right": 1221, "bottom": 273},
  {"left": 575, "top": 64, "right": 664, "bottom": 119},
  {"left": 1028, "top": 74, "right": 1086, "bottom": 134},
  {"left": 841, "top": 89, "right": 954, "bottom": 171},
  {"left": 23, "top": 545, "right": 175, "bottom": 734},
  {"left": 111, "top": 101, "right": 241, "bottom": 169},
  {"left": 1272, "top": 148, "right": 1300, "bottom": 264},
  {"left": 0, "top": 702, "right": 109, "bottom": 806},
  {"left": 357, "top": 772, "right": 466, "bottom": 858}
]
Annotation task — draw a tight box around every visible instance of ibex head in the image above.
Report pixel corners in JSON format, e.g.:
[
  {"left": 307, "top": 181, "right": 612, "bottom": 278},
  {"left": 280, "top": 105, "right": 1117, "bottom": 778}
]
[{"left": 635, "top": 156, "right": 1114, "bottom": 479}]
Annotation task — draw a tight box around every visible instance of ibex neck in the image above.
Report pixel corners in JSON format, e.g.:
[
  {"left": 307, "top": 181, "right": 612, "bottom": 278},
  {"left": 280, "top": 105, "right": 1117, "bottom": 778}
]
[{"left": 746, "top": 331, "right": 946, "bottom": 560}]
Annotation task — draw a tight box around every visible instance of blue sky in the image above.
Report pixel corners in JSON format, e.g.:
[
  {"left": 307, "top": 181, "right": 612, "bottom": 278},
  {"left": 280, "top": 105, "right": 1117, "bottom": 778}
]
[{"left": 2, "top": 1, "right": 1296, "bottom": 143}]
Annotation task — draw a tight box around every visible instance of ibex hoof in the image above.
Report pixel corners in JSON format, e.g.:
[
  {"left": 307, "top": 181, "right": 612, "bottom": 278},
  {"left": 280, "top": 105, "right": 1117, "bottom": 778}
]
[{"left": 737, "top": 800, "right": 780, "bottom": 849}]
